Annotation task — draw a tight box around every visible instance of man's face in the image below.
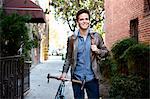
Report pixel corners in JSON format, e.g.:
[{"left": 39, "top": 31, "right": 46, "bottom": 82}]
[{"left": 77, "top": 13, "right": 90, "bottom": 30}]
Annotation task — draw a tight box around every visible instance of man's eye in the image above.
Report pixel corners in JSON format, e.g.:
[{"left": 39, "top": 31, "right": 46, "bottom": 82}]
[
  {"left": 79, "top": 18, "right": 89, "bottom": 21},
  {"left": 85, "top": 18, "right": 89, "bottom": 20},
  {"left": 80, "top": 19, "right": 84, "bottom": 21}
]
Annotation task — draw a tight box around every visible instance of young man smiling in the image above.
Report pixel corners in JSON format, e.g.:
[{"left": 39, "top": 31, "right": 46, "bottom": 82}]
[{"left": 60, "top": 9, "right": 108, "bottom": 99}]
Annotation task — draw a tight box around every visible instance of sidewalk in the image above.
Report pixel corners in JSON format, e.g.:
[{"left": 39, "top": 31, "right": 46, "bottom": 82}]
[{"left": 24, "top": 57, "right": 73, "bottom": 99}]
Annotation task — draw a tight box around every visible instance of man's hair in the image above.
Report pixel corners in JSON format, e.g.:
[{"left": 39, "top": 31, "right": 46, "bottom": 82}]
[{"left": 76, "top": 9, "right": 90, "bottom": 21}]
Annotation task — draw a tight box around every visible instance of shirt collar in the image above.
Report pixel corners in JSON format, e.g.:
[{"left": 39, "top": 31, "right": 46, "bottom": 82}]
[
  {"left": 73, "top": 27, "right": 94, "bottom": 39},
  {"left": 77, "top": 30, "right": 90, "bottom": 37}
]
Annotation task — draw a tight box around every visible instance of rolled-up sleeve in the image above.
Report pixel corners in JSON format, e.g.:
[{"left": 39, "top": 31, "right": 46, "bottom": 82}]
[{"left": 95, "top": 33, "right": 108, "bottom": 58}]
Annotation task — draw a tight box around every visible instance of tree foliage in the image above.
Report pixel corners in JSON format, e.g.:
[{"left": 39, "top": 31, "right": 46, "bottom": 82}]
[
  {"left": 0, "top": 10, "right": 34, "bottom": 57},
  {"left": 50, "top": 0, "right": 104, "bottom": 32}
]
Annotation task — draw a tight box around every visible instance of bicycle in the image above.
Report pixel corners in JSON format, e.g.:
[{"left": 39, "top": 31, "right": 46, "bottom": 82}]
[{"left": 47, "top": 73, "right": 82, "bottom": 99}]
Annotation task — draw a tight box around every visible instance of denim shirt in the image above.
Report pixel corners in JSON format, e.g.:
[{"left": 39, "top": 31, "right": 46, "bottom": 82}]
[{"left": 73, "top": 32, "right": 94, "bottom": 82}]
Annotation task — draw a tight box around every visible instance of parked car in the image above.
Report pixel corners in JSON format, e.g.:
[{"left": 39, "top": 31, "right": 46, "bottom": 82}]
[
  {"left": 49, "top": 48, "right": 66, "bottom": 56},
  {"left": 51, "top": 50, "right": 58, "bottom": 56},
  {"left": 56, "top": 49, "right": 63, "bottom": 56},
  {"left": 49, "top": 48, "right": 57, "bottom": 56}
]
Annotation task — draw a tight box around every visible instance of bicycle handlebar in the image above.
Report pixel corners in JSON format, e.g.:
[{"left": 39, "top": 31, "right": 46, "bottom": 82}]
[{"left": 47, "top": 73, "right": 82, "bottom": 84}]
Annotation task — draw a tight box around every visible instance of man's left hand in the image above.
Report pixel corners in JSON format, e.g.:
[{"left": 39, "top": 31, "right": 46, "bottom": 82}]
[{"left": 91, "top": 45, "right": 99, "bottom": 52}]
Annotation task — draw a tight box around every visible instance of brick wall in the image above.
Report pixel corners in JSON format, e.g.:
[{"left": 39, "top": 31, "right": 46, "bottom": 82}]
[
  {"left": 0, "top": 0, "right": 3, "bottom": 8},
  {"left": 104, "top": 0, "right": 150, "bottom": 50}
]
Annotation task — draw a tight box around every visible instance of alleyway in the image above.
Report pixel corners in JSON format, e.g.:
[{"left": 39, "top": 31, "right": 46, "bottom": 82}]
[{"left": 24, "top": 56, "right": 73, "bottom": 99}]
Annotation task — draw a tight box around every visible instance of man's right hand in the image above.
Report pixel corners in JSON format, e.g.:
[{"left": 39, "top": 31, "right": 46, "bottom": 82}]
[{"left": 59, "top": 72, "right": 67, "bottom": 80}]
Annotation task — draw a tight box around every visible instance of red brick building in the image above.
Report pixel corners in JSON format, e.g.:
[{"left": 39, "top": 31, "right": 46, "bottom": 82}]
[{"left": 104, "top": 0, "right": 150, "bottom": 50}]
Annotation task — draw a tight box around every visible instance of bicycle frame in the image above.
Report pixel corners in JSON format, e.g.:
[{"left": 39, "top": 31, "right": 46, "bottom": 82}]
[
  {"left": 47, "top": 73, "right": 82, "bottom": 99},
  {"left": 55, "top": 81, "right": 65, "bottom": 99},
  {"left": 47, "top": 74, "right": 67, "bottom": 99}
]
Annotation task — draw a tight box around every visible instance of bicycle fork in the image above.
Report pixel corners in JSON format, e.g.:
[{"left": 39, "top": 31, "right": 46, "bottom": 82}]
[{"left": 55, "top": 81, "right": 65, "bottom": 99}]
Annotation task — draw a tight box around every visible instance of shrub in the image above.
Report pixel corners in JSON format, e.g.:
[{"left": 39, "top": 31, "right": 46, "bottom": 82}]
[
  {"left": 109, "top": 38, "right": 149, "bottom": 98},
  {"left": 100, "top": 55, "right": 117, "bottom": 78},
  {"left": 111, "top": 38, "right": 137, "bottom": 75},
  {"left": 123, "top": 44, "right": 150, "bottom": 77},
  {"left": 109, "top": 74, "right": 143, "bottom": 98},
  {"left": 111, "top": 38, "right": 137, "bottom": 61}
]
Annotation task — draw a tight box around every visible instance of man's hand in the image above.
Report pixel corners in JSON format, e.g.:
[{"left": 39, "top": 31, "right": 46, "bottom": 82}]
[
  {"left": 91, "top": 45, "right": 99, "bottom": 52},
  {"left": 59, "top": 72, "right": 67, "bottom": 80}
]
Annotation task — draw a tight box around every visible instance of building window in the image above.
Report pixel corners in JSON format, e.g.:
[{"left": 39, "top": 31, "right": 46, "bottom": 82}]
[
  {"left": 144, "top": 0, "right": 150, "bottom": 16},
  {"left": 130, "top": 18, "right": 139, "bottom": 42}
]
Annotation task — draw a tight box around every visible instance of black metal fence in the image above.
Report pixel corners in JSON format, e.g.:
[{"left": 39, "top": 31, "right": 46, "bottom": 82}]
[
  {"left": 0, "top": 55, "right": 30, "bottom": 99},
  {"left": 24, "top": 61, "right": 30, "bottom": 93}
]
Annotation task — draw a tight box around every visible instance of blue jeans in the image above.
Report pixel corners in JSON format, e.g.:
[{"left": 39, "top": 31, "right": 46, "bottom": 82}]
[{"left": 72, "top": 79, "right": 99, "bottom": 99}]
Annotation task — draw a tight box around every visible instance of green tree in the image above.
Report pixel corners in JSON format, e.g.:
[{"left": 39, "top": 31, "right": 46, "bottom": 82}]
[
  {"left": 50, "top": 0, "right": 104, "bottom": 32},
  {"left": 0, "top": 10, "right": 34, "bottom": 58}
]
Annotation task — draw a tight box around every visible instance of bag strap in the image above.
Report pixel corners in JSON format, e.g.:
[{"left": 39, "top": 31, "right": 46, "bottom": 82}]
[{"left": 69, "top": 33, "right": 95, "bottom": 50}]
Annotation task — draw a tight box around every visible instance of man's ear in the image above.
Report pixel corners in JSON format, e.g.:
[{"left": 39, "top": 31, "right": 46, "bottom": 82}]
[
  {"left": 76, "top": 23, "right": 79, "bottom": 28},
  {"left": 76, "top": 20, "right": 79, "bottom": 27},
  {"left": 76, "top": 20, "right": 78, "bottom": 24},
  {"left": 89, "top": 21, "right": 91, "bottom": 25}
]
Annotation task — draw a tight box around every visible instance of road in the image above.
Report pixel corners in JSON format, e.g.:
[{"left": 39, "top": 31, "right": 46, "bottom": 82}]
[{"left": 24, "top": 56, "right": 73, "bottom": 99}]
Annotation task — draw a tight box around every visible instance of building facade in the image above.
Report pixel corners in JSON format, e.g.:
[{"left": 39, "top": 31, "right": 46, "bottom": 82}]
[
  {"left": 104, "top": 0, "right": 150, "bottom": 50},
  {"left": 37, "top": 0, "right": 51, "bottom": 61},
  {"left": 3, "top": 0, "right": 46, "bottom": 65}
]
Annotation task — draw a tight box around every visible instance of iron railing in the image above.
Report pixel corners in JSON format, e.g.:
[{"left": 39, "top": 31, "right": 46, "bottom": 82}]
[
  {"left": 24, "top": 61, "right": 30, "bottom": 93},
  {"left": 0, "top": 55, "right": 30, "bottom": 99}
]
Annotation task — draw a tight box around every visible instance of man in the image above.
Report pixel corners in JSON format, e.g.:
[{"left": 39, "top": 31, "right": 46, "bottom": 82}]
[{"left": 60, "top": 9, "right": 108, "bottom": 99}]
